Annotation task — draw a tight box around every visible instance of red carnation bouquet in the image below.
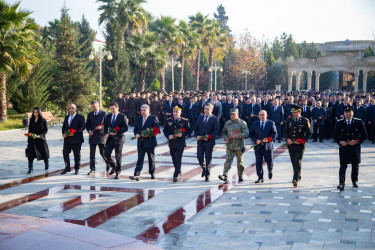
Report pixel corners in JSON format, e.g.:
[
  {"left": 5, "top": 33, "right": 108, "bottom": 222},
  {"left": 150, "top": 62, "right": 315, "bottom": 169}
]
[
  {"left": 109, "top": 126, "right": 121, "bottom": 134},
  {"left": 170, "top": 127, "right": 186, "bottom": 140},
  {"left": 131, "top": 126, "right": 161, "bottom": 140},
  {"left": 297, "top": 138, "right": 306, "bottom": 144},
  {"left": 60, "top": 129, "right": 76, "bottom": 141},
  {"left": 25, "top": 133, "right": 44, "bottom": 140},
  {"left": 194, "top": 134, "right": 213, "bottom": 141},
  {"left": 250, "top": 137, "right": 272, "bottom": 149}
]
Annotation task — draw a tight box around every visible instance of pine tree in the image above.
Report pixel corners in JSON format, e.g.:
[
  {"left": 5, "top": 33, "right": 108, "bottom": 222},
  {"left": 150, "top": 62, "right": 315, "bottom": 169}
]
[
  {"left": 213, "top": 4, "right": 231, "bottom": 34},
  {"left": 78, "top": 15, "right": 96, "bottom": 59},
  {"left": 51, "top": 6, "right": 93, "bottom": 113}
]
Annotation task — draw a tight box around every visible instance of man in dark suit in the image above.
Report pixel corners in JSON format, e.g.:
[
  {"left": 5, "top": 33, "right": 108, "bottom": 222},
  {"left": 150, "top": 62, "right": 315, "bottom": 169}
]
[
  {"left": 250, "top": 110, "right": 277, "bottom": 183},
  {"left": 333, "top": 105, "right": 367, "bottom": 190},
  {"left": 301, "top": 100, "right": 312, "bottom": 123},
  {"left": 61, "top": 104, "right": 86, "bottom": 175},
  {"left": 336, "top": 96, "right": 350, "bottom": 120},
  {"left": 194, "top": 103, "right": 220, "bottom": 182},
  {"left": 129, "top": 104, "right": 160, "bottom": 181},
  {"left": 163, "top": 104, "right": 191, "bottom": 182},
  {"left": 126, "top": 93, "right": 138, "bottom": 126},
  {"left": 222, "top": 95, "right": 234, "bottom": 123},
  {"left": 186, "top": 96, "right": 198, "bottom": 136},
  {"left": 261, "top": 96, "right": 272, "bottom": 114},
  {"left": 104, "top": 102, "right": 129, "bottom": 179},
  {"left": 198, "top": 95, "right": 208, "bottom": 116},
  {"left": 233, "top": 98, "right": 242, "bottom": 119},
  {"left": 86, "top": 100, "right": 110, "bottom": 175},
  {"left": 163, "top": 95, "right": 174, "bottom": 120},
  {"left": 311, "top": 101, "right": 327, "bottom": 142},
  {"left": 269, "top": 99, "right": 284, "bottom": 143},
  {"left": 245, "top": 97, "right": 261, "bottom": 131},
  {"left": 353, "top": 100, "right": 366, "bottom": 124}
]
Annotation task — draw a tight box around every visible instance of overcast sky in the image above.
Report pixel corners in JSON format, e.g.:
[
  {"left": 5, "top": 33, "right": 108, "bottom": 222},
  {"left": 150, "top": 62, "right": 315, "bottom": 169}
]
[{"left": 8, "top": 0, "right": 375, "bottom": 44}]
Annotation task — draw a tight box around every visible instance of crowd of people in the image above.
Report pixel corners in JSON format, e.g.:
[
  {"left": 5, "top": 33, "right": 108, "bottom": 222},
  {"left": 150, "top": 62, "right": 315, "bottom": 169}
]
[{"left": 25, "top": 89, "right": 371, "bottom": 188}]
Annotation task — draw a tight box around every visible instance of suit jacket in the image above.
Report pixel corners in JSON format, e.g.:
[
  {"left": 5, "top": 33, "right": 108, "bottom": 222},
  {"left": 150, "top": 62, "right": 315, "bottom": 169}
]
[
  {"left": 62, "top": 113, "right": 85, "bottom": 144},
  {"left": 261, "top": 101, "right": 272, "bottom": 114},
  {"left": 301, "top": 106, "right": 312, "bottom": 122},
  {"left": 86, "top": 110, "right": 106, "bottom": 145},
  {"left": 163, "top": 101, "right": 175, "bottom": 116},
  {"left": 269, "top": 105, "right": 284, "bottom": 124},
  {"left": 104, "top": 113, "right": 128, "bottom": 144},
  {"left": 245, "top": 103, "right": 261, "bottom": 118},
  {"left": 133, "top": 115, "right": 160, "bottom": 148},
  {"left": 367, "top": 105, "right": 375, "bottom": 125},
  {"left": 249, "top": 119, "right": 277, "bottom": 151},
  {"left": 333, "top": 118, "right": 367, "bottom": 165},
  {"left": 193, "top": 114, "right": 220, "bottom": 147},
  {"left": 222, "top": 102, "right": 234, "bottom": 121},
  {"left": 353, "top": 105, "right": 367, "bottom": 123},
  {"left": 232, "top": 105, "right": 242, "bottom": 119},
  {"left": 311, "top": 107, "right": 327, "bottom": 126},
  {"left": 198, "top": 100, "right": 207, "bottom": 116}
]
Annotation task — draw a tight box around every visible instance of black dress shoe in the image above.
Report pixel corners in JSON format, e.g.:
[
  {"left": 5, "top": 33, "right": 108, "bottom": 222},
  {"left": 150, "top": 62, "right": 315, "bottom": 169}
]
[
  {"left": 45, "top": 166, "right": 49, "bottom": 170},
  {"left": 87, "top": 170, "right": 95, "bottom": 175},
  {"left": 129, "top": 176, "right": 140, "bottom": 181},
  {"left": 218, "top": 175, "right": 227, "bottom": 182},
  {"left": 60, "top": 169, "right": 71, "bottom": 175},
  {"left": 292, "top": 180, "right": 298, "bottom": 187},
  {"left": 337, "top": 184, "right": 344, "bottom": 190},
  {"left": 201, "top": 171, "right": 205, "bottom": 178},
  {"left": 352, "top": 182, "right": 358, "bottom": 188},
  {"left": 27, "top": 169, "right": 33, "bottom": 174},
  {"left": 173, "top": 177, "right": 178, "bottom": 182},
  {"left": 320, "top": 140, "right": 324, "bottom": 142},
  {"left": 75, "top": 170, "right": 79, "bottom": 175},
  {"left": 238, "top": 176, "right": 244, "bottom": 182},
  {"left": 268, "top": 173, "right": 273, "bottom": 180},
  {"left": 255, "top": 179, "right": 264, "bottom": 184},
  {"left": 109, "top": 168, "right": 115, "bottom": 175},
  {"left": 313, "top": 140, "right": 317, "bottom": 142},
  {"left": 150, "top": 173, "right": 155, "bottom": 179},
  {"left": 115, "top": 173, "right": 119, "bottom": 179},
  {"left": 205, "top": 175, "right": 210, "bottom": 182}
]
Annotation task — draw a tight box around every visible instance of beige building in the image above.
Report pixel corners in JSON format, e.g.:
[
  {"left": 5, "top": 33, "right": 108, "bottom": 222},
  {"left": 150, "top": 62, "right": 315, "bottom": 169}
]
[{"left": 287, "top": 40, "right": 375, "bottom": 91}]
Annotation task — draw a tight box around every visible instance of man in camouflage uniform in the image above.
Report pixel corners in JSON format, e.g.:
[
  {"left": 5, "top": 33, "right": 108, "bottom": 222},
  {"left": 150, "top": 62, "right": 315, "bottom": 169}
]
[{"left": 219, "top": 108, "right": 249, "bottom": 182}]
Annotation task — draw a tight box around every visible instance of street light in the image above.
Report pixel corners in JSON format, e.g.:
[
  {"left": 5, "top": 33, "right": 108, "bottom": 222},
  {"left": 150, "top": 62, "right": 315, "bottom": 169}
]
[
  {"left": 242, "top": 70, "right": 251, "bottom": 91},
  {"left": 89, "top": 48, "right": 112, "bottom": 110},
  {"left": 208, "top": 62, "right": 223, "bottom": 91},
  {"left": 166, "top": 58, "right": 181, "bottom": 92}
]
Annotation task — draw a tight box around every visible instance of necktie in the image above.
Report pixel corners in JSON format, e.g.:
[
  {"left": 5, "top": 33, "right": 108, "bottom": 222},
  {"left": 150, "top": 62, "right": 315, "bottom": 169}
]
[
  {"left": 203, "top": 116, "right": 208, "bottom": 126},
  {"left": 69, "top": 115, "right": 73, "bottom": 126},
  {"left": 261, "top": 121, "right": 264, "bottom": 133},
  {"left": 252, "top": 104, "right": 254, "bottom": 114},
  {"left": 142, "top": 117, "right": 146, "bottom": 127},
  {"left": 111, "top": 115, "right": 116, "bottom": 127},
  {"left": 347, "top": 121, "right": 350, "bottom": 126}
]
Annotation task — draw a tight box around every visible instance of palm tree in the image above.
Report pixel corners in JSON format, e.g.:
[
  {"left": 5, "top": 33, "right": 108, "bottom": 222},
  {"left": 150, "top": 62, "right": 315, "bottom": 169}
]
[
  {"left": 0, "top": 1, "right": 39, "bottom": 122},
  {"left": 149, "top": 16, "right": 178, "bottom": 92},
  {"left": 207, "top": 20, "right": 227, "bottom": 91},
  {"left": 189, "top": 13, "right": 212, "bottom": 91},
  {"left": 127, "top": 31, "right": 167, "bottom": 91},
  {"left": 97, "top": 0, "right": 147, "bottom": 44},
  {"left": 176, "top": 20, "right": 198, "bottom": 92}
]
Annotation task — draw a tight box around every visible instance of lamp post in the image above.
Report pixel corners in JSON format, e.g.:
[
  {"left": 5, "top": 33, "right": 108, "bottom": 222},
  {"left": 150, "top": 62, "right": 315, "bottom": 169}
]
[
  {"left": 89, "top": 48, "right": 112, "bottom": 110},
  {"left": 208, "top": 62, "right": 223, "bottom": 91},
  {"left": 242, "top": 70, "right": 251, "bottom": 91},
  {"left": 166, "top": 58, "right": 181, "bottom": 92}
]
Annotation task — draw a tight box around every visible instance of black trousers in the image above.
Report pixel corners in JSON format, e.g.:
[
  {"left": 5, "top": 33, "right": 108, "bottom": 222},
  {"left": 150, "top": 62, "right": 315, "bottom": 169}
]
[
  {"left": 89, "top": 143, "right": 109, "bottom": 170},
  {"left": 197, "top": 143, "right": 214, "bottom": 176},
  {"left": 134, "top": 146, "right": 155, "bottom": 176},
  {"left": 255, "top": 147, "right": 273, "bottom": 179},
  {"left": 313, "top": 123, "right": 324, "bottom": 141},
  {"left": 275, "top": 122, "right": 281, "bottom": 142},
  {"left": 288, "top": 148, "right": 304, "bottom": 181},
  {"left": 339, "top": 164, "right": 359, "bottom": 185},
  {"left": 170, "top": 146, "right": 184, "bottom": 178},
  {"left": 129, "top": 117, "right": 136, "bottom": 126},
  {"left": 63, "top": 141, "right": 82, "bottom": 170},
  {"left": 104, "top": 140, "right": 123, "bottom": 174}
]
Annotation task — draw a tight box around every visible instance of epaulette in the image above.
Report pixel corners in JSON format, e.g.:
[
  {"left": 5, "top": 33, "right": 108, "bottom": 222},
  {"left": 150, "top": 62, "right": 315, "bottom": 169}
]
[
  {"left": 181, "top": 117, "right": 188, "bottom": 121},
  {"left": 167, "top": 117, "right": 173, "bottom": 120},
  {"left": 337, "top": 118, "right": 344, "bottom": 122}
]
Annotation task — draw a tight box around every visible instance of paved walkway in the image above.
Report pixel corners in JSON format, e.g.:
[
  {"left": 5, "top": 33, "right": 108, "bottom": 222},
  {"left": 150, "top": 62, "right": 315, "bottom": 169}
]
[{"left": 0, "top": 126, "right": 375, "bottom": 249}]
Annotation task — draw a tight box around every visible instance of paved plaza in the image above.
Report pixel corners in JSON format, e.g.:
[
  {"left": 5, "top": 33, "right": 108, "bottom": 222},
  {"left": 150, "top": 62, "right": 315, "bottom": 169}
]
[{"left": 0, "top": 126, "right": 375, "bottom": 249}]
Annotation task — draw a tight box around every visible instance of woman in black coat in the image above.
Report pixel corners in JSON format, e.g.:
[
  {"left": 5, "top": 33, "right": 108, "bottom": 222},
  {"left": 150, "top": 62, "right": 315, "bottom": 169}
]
[{"left": 27, "top": 107, "right": 50, "bottom": 174}]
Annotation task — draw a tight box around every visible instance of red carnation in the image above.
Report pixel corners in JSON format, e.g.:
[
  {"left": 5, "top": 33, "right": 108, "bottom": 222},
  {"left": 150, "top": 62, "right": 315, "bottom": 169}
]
[
  {"left": 180, "top": 127, "right": 186, "bottom": 133},
  {"left": 153, "top": 126, "right": 161, "bottom": 136},
  {"left": 100, "top": 123, "right": 103, "bottom": 127},
  {"left": 235, "top": 129, "right": 238, "bottom": 135},
  {"left": 297, "top": 138, "right": 306, "bottom": 144},
  {"left": 25, "top": 133, "right": 30, "bottom": 136},
  {"left": 114, "top": 126, "right": 120, "bottom": 132},
  {"left": 207, "top": 134, "right": 213, "bottom": 140},
  {"left": 267, "top": 137, "right": 272, "bottom": 142},
  {"left": 70, "top": 129, "right": 76, "bottom": 135},
  {"left": 355, "top": 139, "right": 359, "bottom": 142}
]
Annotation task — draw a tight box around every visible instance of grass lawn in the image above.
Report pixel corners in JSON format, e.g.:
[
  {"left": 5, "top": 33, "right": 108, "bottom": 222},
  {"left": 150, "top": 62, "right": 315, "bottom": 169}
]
[{"left": 0, "top": 109, "right": 27, "bottom": 131}]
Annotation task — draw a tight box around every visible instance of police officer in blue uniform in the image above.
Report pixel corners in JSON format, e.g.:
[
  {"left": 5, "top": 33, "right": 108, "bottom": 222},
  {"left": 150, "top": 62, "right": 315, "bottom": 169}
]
[
  {"left": 333, "top": 105, "right": 367, "bottom": 191},
  {"left": 163, "top": 104, "right": 191, "bottom": 182}
]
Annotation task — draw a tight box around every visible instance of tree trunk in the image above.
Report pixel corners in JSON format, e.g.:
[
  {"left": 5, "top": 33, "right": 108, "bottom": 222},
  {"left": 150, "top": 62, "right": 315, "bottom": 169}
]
[
  {"left": 179, "top": 48, "right": 185, "bottom": 92},
  {"left": 0, "top": 73, "right": 7, "bottom": 122},
  {"left": 160, "top": 68, "right": 166, "bottom": 92},
  {"left": 139, "top": 68, "right": 146, "bottom": 92},
  {"left": 195, "top": 47, "right": 201, "bottom": 91},
  {"left": 208, "top": 47, "right": 214, "bottom": 91}
]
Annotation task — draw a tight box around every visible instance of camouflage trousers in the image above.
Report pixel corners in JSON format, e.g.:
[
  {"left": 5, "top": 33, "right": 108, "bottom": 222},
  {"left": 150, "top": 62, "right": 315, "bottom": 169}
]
[{"left": 223, "top": 148, "right": 245, "bottom": 177}]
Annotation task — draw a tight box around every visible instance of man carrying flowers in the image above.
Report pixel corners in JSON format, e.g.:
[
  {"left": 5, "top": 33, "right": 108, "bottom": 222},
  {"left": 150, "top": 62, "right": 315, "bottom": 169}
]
[
  {"left": 283, "top": 104, "right": 311, "bottom": 187},
  {"left": 163, "top": 104, "right": 190, "bottom": 182},
  {"left": 249, "top": 110, "right": 278, "bottom": 183}
]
